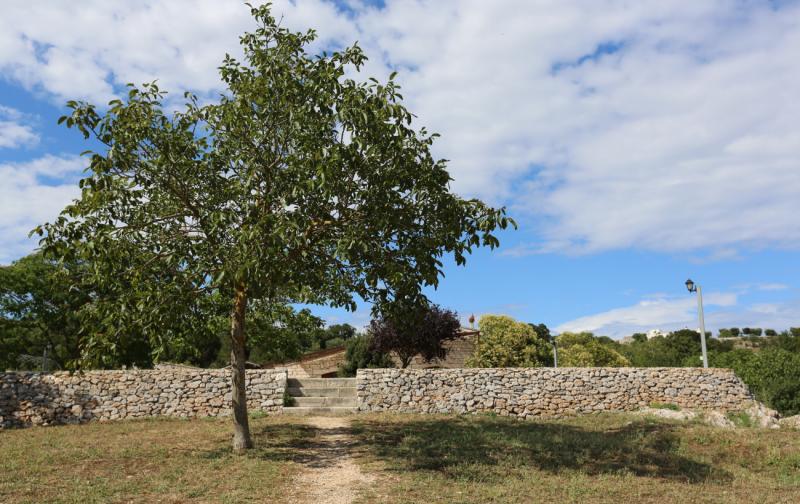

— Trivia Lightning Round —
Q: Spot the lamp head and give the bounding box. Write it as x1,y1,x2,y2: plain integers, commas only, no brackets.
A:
685,278,696,293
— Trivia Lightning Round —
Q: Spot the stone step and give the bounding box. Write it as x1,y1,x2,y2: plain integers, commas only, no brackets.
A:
282,406,357,416
287,378,355,388
292,396,357,408
286,386,356,398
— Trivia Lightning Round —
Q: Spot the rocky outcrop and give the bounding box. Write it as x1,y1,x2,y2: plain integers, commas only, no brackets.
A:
0,369,286,428
357,368,755,418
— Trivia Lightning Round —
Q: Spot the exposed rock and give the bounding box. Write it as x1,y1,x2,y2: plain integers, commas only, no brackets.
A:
703,410,735,428
637,407,697,421
745,402,781,429
778,415,800,429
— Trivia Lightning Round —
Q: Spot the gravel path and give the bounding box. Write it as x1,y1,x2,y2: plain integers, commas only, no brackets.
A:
293,417,375,504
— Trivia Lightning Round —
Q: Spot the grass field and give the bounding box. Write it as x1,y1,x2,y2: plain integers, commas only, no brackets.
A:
1,412,798,503
351,413,800,503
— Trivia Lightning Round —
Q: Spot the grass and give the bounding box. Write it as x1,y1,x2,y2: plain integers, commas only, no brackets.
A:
649,402,680,411
726,411,756,428
1,412,799,503
0,415,316,504
349,413,800,504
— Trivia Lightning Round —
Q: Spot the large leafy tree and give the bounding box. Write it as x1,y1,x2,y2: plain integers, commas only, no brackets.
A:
467,315,551,367
38,5,512,451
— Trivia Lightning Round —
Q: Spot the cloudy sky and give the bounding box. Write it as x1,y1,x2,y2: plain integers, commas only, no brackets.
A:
1,0,799,337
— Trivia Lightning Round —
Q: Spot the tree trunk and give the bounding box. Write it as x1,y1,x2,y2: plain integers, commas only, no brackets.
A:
230,283,253,453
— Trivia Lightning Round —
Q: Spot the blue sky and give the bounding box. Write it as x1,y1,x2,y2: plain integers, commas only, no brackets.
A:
1,0,799,337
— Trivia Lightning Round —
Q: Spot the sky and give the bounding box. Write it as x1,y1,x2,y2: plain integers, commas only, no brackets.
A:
1,0,799,338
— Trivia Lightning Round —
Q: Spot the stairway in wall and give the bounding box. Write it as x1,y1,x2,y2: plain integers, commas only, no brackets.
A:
283,377,357,416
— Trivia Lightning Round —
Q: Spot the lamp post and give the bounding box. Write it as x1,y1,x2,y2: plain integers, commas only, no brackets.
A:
552,339,558,368
685,278,709,368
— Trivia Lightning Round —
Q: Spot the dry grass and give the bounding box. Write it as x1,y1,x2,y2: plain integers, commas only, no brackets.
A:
0,415,316,504
350,413,800,504
2,412,799,504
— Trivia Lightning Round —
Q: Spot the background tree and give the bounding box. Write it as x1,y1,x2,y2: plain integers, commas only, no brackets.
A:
730,327,741,337
317,323,357,349
765,329,778,337
0,253,90,370
467,315,550,367
38,5,512,451
555,332,630,367
213,304,326,366
368,304,462,368
338,334,395,377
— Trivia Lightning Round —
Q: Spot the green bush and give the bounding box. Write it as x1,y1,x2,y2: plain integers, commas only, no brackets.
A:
766,380,800,417
710,348,800,416
337,334,394,377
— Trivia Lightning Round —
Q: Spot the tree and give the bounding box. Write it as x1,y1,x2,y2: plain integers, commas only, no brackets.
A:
0,253,89,370
38,5,512,452
215,304,326,366
765,329,777,337
318,323,357,349
338,334,395,377
730,327,741,337
631,333,647,343
718,328,733,338
368,304,462,368
467,315,550,367
555,332,630,367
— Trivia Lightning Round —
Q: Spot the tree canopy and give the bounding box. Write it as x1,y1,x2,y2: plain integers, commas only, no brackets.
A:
467,315,551,368
555,332,630,367
37,5,513,451
368,304,462,368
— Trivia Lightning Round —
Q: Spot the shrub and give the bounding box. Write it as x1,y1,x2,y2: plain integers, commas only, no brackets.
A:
766,380,800,417
710,348,800,416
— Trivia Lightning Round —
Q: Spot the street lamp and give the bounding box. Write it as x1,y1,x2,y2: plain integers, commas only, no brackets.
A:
685,278,709,368
552,339,559,368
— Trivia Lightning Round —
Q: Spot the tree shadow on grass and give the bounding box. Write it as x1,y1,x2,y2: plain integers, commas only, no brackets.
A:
349,415,732,484
200,422,352,468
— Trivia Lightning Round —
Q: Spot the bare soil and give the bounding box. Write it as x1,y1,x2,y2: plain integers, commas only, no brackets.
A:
292,417,375,504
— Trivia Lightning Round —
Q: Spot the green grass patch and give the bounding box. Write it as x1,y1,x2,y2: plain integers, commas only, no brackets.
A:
649,402,680,411
726,411,756,428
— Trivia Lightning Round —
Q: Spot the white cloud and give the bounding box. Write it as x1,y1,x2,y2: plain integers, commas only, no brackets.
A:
0,1,799,255
555,291,739,337
0,105,38,148
556,287,800,337
0,155,83,263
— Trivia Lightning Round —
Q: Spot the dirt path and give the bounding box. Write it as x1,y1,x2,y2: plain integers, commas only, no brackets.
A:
292,416,375,504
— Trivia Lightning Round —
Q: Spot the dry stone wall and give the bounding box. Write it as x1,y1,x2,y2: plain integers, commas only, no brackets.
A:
356,368,755,418
0,368,286,428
